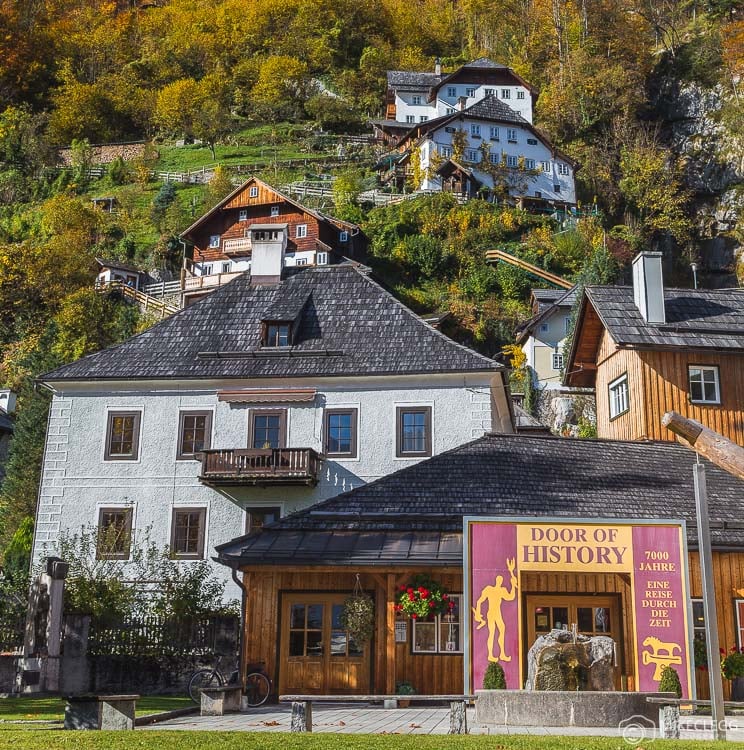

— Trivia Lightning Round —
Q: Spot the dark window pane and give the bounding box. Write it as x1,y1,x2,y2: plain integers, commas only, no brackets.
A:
552,607,568,630
534,607,550,633
328,413,353,454
247,508,280,533
306,631,323,655
440,623,461,652
594,608,610,633
253,415,281,448
290,604,305,629
330,630,347,656
173,511,202,555
289,631,305,656
266,323,290,347
181,415,207,455
306,605,323,630
110,415,135,455
577,607,593,632
401,411,427,452
331,604,344,629
98,510,131,556
348,638,363,656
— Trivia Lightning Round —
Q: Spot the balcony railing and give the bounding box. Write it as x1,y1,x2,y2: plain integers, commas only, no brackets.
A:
198,448,322,486
182,271,244,292
222,237,253,256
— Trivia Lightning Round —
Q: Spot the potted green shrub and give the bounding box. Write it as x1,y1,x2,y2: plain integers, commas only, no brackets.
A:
722,647,744,700
658,665,682,698
483,662,507,690
396,681,416,708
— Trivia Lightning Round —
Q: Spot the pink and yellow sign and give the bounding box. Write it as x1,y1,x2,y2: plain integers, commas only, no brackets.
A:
465,518,693,697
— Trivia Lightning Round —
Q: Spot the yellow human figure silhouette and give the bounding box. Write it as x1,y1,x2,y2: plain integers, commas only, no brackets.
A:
472,558,518,662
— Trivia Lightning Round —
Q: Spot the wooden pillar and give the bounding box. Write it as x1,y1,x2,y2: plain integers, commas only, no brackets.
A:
374,578,387,694
386,573,396,694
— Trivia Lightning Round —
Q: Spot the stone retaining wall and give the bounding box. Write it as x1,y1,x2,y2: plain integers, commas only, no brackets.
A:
57,142,147,166
475,689,673,728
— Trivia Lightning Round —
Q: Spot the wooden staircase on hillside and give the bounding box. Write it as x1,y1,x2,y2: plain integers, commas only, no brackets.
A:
97,280,180,318
485,248,572,289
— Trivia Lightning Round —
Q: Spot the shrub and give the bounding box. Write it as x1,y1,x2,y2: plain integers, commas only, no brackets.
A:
483,662,507,689
659,665,682,698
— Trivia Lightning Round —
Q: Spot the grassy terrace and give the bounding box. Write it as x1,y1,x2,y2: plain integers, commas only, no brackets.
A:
0,732,734,749
0,696,191,722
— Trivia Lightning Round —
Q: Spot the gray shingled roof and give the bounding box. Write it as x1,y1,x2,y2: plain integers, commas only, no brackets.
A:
587,286,744,349
42,266,500,382
387,71,442,89
215,433,744,568
460,96,527,124
463,57,508,69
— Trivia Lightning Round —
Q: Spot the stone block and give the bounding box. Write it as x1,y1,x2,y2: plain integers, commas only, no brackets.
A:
200,686,242,716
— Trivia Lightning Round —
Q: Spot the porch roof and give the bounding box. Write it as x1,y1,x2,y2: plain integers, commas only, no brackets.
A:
215,433,744,568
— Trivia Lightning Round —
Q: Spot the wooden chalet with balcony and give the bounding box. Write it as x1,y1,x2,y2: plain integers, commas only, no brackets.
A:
179,176,365,305
566,251,744,443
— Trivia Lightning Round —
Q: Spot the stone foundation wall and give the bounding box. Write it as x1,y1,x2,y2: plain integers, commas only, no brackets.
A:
57,142,147,166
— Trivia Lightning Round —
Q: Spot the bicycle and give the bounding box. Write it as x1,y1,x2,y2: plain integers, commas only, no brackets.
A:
188,661,272,707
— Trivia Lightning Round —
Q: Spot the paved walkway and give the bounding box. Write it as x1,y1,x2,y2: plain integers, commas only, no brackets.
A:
144,703,744,740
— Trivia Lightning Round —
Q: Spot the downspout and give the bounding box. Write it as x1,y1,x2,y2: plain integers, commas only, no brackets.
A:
231,565,248,687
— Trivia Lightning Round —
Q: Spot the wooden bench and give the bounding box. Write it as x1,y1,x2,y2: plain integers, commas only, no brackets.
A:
646,697,744,739
280,694,476,734
64,694,139,730
200,685,243,716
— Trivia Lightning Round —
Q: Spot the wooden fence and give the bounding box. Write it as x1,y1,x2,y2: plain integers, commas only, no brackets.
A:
86,614,239,658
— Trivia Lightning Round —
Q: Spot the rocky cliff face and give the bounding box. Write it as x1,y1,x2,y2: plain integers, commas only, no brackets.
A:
651,76,744,287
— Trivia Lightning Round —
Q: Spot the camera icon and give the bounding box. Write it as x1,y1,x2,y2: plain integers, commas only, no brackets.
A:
619,714,656,744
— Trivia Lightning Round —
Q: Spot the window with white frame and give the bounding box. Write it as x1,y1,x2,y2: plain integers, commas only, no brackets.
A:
412,95,421,105
296,224,308,239
507,128,517,142
447,86,457,98
465,87,476,97
688,365,720,404
501,88,511,99
541,161,551,172
296,258,308,266
249,186,259,198
445,107,455,114
270,205,279,217
202,263,213,276
440,145,452,158
316,251,328,265
238,209,248,221
406,115,415,123
564,316,572,334
525,158,536,170
420,115,428,122
552,352,564,370
339,230,349,242
484,88,494,97
489,153,501,165
221,262,231,273
558,163,570,176
507,155,518,168
692,599,707,662
465,149,479,163
517,90,525,99
470,124,481,137
609,374,629,419
736,600,744,648
412,595,463,653
209,235,220,249
489,126,500,140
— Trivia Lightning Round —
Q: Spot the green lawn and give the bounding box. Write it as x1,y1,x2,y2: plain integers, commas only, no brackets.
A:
0,732,737,749
0,696,192,722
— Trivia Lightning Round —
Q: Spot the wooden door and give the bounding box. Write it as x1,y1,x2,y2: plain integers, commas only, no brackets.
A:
279,593,371,695
525,594,623,686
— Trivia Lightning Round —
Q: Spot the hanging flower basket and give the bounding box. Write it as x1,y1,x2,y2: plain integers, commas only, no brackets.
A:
395,574,453,620
340,577,375,644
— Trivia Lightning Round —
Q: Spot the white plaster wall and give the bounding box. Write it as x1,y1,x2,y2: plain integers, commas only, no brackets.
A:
394,93,437,124
522,307,572,389
419,120,576,204
434,84,533,122
33,375,495,601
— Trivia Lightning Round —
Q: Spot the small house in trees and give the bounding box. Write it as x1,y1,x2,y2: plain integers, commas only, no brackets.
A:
373,57,537,143
382,96,578,207
179,177,365,305
565,251,744,443
94,258,143,290
516,287,578,390
0,390,16,480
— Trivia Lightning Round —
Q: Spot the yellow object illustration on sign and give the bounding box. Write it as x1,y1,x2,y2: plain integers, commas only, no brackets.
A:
642,636,682,681
472,558,518,663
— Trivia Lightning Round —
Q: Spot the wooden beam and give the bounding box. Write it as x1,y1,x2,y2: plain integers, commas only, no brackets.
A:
385,573,396,694
662,411,744,482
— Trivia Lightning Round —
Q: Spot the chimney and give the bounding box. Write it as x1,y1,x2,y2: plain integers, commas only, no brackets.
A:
632,251,666,324
457,96,467,111
435,57,442,76
249,224,288,285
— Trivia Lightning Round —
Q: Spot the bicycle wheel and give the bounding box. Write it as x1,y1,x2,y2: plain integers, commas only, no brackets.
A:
188,668,224,703
244,672,271,707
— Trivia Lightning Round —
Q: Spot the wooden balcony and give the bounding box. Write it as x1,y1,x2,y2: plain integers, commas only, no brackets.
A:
198,448,322,487
222,237,253,256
